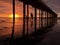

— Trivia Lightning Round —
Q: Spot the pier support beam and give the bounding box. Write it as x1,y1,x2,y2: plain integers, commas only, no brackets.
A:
49,13,51,25
49,13,50,25
51,14,52,25
23,2,26,36
39,9,40,28
35,8,37,32
26,4,29,35
47,12,48,27
41,10,43,28
10,0,15,44
45,11,47,26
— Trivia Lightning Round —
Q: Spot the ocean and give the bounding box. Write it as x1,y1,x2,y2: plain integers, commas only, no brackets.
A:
0,17,55,40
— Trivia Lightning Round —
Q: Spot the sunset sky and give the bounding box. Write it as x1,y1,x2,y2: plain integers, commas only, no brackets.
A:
0,0,60,17
0,0,23,17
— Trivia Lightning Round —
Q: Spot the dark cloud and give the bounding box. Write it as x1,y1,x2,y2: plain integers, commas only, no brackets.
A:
42,0,60,17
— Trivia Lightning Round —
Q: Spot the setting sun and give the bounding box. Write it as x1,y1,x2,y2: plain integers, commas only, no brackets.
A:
9,14,19,18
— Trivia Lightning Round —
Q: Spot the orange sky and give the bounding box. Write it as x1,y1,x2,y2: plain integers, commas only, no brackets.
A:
0,0,60,17
0,0,23,17
0,0,35,17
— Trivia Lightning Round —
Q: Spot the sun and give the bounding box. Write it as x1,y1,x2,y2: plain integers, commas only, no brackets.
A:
9,14,19,18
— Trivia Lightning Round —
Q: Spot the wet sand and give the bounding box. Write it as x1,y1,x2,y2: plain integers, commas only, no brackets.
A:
37,19,60,45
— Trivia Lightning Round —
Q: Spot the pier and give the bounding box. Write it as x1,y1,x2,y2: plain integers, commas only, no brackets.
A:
18,0,57,37
0,0,57,45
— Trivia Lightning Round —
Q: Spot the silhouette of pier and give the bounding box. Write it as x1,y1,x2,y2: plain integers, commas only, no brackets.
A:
0,0,57,45
19,0,57,36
